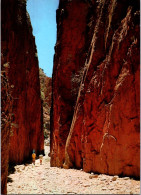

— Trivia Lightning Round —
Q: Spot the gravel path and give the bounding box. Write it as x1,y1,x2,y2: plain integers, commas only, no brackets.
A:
7,145,140,194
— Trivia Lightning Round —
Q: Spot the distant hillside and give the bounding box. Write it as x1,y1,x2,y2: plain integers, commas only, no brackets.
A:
39,68,52,138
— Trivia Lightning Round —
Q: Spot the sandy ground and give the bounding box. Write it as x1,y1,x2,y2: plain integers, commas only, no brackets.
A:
7,145,140,194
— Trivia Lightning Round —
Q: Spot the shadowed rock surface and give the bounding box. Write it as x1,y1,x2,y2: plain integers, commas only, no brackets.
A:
1,0,44,192
1,65,13,194
51,0,140,178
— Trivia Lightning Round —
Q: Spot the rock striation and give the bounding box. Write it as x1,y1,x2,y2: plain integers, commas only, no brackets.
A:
51,0,140,178
2,0,44,167
51,0,92,167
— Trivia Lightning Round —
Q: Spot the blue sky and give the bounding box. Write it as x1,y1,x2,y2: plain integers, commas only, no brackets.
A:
27,0,59,77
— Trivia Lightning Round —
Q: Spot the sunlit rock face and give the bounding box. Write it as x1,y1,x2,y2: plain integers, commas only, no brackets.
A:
51,0,140,178
2,0,44,168
50,0,92,167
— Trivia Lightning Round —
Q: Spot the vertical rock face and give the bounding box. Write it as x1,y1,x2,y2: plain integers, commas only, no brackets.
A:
51,0,93,166
1,66,13,194
51,0,140,178
2,0,44,166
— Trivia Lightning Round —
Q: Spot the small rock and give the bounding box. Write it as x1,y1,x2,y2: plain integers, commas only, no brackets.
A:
109,188,114,190
22,166,25,170
100,178,106,181
112,176,119,181
123,177,130,180
102,187,107,190
89,174,98,179
84,184,91,187
41,177,46,180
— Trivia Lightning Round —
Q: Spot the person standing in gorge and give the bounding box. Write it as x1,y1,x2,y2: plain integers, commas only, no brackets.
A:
32,149,36,165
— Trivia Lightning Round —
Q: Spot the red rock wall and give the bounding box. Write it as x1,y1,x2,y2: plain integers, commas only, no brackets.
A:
51,0,140,178
1,65,13,194
2,0,44,165
50,0,93,166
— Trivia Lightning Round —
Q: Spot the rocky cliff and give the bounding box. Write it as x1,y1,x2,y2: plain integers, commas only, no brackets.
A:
2,0,44,166
51,0,92,167
51,0,140,178
1,65,13,194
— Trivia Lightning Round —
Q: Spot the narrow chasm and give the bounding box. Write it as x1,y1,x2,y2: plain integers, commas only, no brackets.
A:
1,0,140,194
39,68,52,145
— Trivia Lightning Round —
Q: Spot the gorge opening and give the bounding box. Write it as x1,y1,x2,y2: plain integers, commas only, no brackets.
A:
26,0,59,142
1,0,140,194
